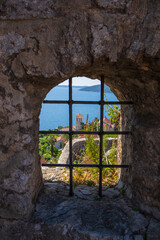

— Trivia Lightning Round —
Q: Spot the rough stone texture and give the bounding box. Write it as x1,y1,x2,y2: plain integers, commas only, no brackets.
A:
0,0,160,236
42,167,69,183
58,137,116,164
0,182,159,240
117,105,133,183
58,138,87,164
147,219,160,240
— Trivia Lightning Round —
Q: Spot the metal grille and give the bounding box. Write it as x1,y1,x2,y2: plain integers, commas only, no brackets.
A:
39,76,132,197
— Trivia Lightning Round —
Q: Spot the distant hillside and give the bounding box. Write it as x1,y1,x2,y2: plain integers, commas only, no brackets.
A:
58,85,82,88
79,84,111,93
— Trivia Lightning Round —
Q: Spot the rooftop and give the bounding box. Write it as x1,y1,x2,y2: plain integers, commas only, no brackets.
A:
76,113,83,117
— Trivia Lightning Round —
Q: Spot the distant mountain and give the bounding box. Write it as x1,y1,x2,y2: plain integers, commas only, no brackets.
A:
79,85,111,93
58,85,83,88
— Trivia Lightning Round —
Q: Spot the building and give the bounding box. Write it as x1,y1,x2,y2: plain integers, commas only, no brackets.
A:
55,136,65,149
40,156,47,166
76,114,83,131
98,117,114,131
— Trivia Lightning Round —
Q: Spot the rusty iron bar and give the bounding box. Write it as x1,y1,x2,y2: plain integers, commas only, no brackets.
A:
69,77,73,196
43,100,133,105
42,163,130,168
39,130,132,135
99,75,104,197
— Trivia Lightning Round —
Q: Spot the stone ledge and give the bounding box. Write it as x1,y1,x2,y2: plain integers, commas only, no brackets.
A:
1,182,159,240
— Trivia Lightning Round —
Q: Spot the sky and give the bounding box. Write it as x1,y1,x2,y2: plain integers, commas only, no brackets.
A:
59,76,100,86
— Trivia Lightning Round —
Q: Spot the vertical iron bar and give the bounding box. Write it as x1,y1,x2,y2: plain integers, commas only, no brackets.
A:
99,75,104,197
69,77,73,196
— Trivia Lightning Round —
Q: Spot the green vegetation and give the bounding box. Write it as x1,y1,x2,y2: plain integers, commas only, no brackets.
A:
120,188,125,195
39,134,63,163
132,206,139,211
105,104,120,129
72,137,118,186
40,97,120,187
104,92,120,129
72,115,118,186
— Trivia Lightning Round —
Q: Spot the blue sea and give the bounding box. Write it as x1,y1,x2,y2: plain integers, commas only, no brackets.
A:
39,86,118,130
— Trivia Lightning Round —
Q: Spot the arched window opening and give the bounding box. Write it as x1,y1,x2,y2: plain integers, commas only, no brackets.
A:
39,76,132,196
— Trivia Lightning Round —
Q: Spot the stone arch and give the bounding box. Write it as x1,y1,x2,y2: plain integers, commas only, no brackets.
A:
0,0,160,224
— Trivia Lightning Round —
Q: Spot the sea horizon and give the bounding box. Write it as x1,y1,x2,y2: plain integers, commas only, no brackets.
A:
39,84,118,131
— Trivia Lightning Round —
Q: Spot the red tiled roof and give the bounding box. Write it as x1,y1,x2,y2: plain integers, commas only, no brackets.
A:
57,136,65,141
76,113,83,117
103,117,111,124
60,126,76,131
98,117,111,125
41,156,47,166
60,127,69,131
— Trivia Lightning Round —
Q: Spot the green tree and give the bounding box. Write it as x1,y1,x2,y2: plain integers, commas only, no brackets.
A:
39,134,60,162
104,91,120,129
105,104,120,127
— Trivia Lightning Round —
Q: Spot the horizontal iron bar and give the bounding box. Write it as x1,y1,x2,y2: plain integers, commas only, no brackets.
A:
74,131,132,135
42,163,70,167
103,131,131,135
39,131,69,134
42,163,130,168
39,130,132,135
72,101,99,104
43,100,68,104
43,100,133,105
104,101,133,105
73,164,130,168
72,101,133,105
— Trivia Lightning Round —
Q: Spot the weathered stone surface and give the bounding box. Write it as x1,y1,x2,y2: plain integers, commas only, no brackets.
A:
0,183,153,240
58,137,116,164
58,138,87,164
42,167,69,183
147,219,160,240
0,0,159,235
133,235,143,240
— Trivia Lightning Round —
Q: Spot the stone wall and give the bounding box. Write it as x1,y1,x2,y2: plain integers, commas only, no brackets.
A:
117,105,133,183
0,0,160,224
58,137,116,164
